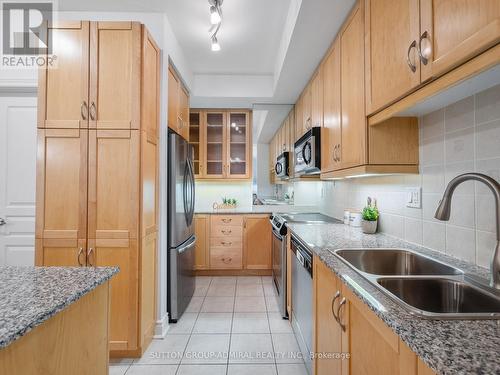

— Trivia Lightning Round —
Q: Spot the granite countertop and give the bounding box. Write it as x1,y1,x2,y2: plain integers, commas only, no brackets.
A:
287,222,500,375
0,266,118,349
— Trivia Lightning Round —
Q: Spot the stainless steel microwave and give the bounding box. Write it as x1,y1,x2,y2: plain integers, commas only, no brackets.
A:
275,152,289,179
294,127,321,176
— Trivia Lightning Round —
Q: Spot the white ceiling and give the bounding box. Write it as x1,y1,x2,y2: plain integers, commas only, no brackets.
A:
164,0,290,75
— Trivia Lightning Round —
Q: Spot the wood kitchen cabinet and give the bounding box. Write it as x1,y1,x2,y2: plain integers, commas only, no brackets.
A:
193,214,272,274
365,0,500,114
194,214,209,270
302,83,312,134
36,21,160,358
244,215,272,270
295,94,304,139
313,255,436,375
38,21,89,129
168,65,190,140
191,109,252,180
365,0,421,114
420,0,500,82
311,68,324,129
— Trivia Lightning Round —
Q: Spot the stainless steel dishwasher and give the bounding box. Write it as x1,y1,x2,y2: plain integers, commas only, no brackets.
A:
291,234,313,375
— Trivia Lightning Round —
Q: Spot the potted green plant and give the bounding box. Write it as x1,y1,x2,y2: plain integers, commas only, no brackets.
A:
361,197,379,234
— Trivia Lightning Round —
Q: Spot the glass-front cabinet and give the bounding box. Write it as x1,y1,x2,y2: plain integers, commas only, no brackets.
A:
189,109,251,180
227,111,250,178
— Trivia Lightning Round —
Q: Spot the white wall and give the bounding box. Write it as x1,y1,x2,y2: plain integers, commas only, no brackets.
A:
319,84,500,269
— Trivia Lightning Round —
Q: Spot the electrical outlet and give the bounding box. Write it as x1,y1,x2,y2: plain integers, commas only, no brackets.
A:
406,187,421,208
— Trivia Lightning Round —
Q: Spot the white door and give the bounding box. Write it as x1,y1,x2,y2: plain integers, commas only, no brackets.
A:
0,96,37,265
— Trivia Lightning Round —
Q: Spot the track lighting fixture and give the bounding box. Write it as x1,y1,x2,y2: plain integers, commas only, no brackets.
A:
208,0,223,51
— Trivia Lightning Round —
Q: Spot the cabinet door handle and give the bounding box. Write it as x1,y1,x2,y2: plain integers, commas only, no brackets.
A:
407,40,417,73
89,101,96,121
331,291,341,321
333,145,338,162
87,247,94,267
418,30,430,65
336,297,347,331
77,247,84,266
336,144,341,162
81,101,88,120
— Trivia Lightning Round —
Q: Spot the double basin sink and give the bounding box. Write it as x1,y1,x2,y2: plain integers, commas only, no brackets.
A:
331,248,500,319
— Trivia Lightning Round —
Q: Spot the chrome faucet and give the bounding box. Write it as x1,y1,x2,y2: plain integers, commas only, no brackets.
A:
434,173,500,289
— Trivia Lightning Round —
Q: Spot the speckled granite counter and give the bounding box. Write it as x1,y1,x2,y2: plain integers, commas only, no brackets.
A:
0,266,118,349
287,222,500,375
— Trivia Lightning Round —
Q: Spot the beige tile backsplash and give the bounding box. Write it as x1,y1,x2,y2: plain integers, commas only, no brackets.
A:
320,83,500,269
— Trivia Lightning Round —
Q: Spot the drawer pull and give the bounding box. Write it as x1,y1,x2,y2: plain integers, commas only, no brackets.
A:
222,257,232,264
221,241,233,246
222,218,232,223
221,229,232,234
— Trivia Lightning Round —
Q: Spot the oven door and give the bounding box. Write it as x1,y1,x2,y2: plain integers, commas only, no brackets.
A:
272,228,288,318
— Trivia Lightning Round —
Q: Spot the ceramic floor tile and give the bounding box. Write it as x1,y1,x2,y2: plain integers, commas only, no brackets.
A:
263,283,277,297
227,364,277,375
207,283,236,297
268,313,293,333
134,336,189,365
177,364,227,375
265,295,280,312
167,313,198,335
236,283,264,297
109,365,130,375
193,313,233,334
232,313,269,334
195,276,212,286
272,334,303,364
211,276,237,285
182,334,231,364
126,364,178,375
201,296,235,312
276,363,308,375
109,358,134,366
261,276,273,285
234,296,267,312
193,284,209,297
229,334,275,364
237,276,262,284
185,297,204,313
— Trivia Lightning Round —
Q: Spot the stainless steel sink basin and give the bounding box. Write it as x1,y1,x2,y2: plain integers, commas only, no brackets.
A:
331,248,500,319
334,248,462,276
377,278,500,318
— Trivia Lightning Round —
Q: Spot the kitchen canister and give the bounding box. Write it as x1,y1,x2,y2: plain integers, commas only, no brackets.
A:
343,210,350,225
349,211,362,227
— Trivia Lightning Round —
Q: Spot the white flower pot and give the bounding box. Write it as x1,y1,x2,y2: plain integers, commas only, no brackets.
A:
361,219,378,234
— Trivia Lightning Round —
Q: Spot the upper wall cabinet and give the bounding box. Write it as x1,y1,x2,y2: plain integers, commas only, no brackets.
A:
190,109,252,180
419,0,500,81
168,65,190,140
365,0,500,115
365,0,421,114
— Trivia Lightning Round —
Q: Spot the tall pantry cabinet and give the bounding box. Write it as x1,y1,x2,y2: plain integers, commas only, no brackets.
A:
35,21,160,358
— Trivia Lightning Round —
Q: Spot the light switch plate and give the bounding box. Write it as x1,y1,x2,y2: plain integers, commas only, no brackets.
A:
406,187,421,208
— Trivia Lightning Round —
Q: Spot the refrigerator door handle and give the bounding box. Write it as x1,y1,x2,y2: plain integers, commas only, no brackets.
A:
188,158,196,224
177,236,197,254
183,160,190,226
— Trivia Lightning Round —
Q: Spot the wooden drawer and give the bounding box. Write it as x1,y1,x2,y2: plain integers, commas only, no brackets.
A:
211,224,243,238
210,247,242,269
210,237,242,249
210,215,243,227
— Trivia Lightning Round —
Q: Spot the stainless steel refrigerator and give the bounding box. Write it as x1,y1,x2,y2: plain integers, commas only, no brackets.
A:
167,130,196,322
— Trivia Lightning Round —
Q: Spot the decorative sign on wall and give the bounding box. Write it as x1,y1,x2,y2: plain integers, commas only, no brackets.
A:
213,197,238,210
